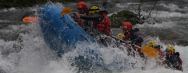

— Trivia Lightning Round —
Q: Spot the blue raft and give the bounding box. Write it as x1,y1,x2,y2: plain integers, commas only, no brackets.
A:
39,3,94,55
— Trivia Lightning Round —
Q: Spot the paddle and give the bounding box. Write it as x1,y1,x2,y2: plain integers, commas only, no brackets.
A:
111,35,142,48
61,7,72,16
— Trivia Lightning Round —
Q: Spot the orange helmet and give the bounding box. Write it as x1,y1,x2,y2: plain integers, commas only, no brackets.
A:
122,20,133,31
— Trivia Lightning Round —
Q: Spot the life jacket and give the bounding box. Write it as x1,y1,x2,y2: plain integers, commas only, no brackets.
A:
97,16,111,36
174,56,183,66
165,53,183,71
173,52,183,65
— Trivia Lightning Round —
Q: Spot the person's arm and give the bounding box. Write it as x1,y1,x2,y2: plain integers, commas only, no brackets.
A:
80,15,100,21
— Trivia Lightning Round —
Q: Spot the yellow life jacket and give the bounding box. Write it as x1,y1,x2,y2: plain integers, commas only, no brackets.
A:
141,40,159,59
141,45,159,59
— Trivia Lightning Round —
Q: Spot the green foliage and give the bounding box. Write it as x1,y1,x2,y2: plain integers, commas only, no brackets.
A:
110,10,140,28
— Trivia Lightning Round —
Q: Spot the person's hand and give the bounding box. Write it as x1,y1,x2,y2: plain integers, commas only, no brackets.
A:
75,13,81,18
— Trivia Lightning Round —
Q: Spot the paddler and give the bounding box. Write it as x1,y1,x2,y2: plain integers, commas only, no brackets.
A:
164,44,183,71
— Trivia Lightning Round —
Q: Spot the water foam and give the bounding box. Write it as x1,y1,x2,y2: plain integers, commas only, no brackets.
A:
0,24,187,73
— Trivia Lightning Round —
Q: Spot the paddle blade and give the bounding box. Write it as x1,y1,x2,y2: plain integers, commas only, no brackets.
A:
61,7,72,16
22,16,38,24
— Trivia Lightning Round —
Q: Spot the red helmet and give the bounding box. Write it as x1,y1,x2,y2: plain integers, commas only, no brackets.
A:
122,20,133,30
77,0,88,9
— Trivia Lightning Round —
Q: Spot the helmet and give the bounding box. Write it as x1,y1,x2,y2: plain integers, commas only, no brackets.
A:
147,40,157,47
89,5,100,14
166,44,175,53
77,1,88,9
122,20,133,31
116,33,125,40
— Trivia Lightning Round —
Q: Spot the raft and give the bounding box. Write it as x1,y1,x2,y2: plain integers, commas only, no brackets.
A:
39,3,94,55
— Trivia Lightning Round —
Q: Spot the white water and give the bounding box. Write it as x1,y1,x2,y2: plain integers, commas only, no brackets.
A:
0,22,187,73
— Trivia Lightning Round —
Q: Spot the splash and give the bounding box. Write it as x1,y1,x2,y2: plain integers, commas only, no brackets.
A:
0,23,187,73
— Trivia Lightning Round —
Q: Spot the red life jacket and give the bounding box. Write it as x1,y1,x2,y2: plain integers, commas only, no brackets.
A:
97,16,111,35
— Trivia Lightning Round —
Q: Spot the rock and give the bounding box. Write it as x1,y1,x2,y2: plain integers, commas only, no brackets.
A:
110,10,142,28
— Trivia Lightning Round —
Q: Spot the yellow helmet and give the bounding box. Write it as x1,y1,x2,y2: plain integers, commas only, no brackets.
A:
147,40,156,47
89,5,100,14
116,33,125,40
166,44,175,53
